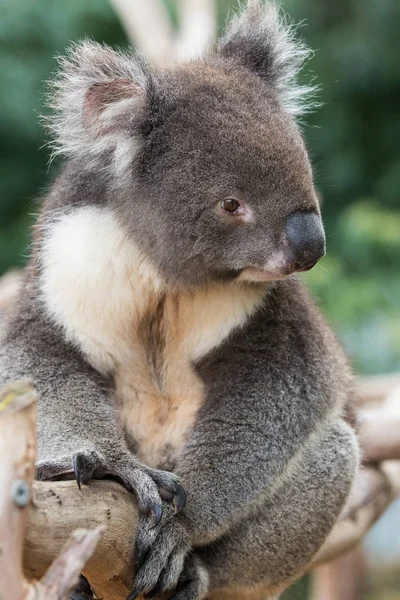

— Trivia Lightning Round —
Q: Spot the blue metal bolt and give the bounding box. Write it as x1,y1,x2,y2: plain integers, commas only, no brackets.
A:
12,480,30,508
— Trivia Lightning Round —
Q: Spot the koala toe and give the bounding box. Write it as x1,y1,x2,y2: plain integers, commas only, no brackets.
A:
36,456,75,481
144,546,186,597
146,467,186,513
130,517,191,599
73,450,107,489
70,449,163,523
169,555,209,600
37,448,186,533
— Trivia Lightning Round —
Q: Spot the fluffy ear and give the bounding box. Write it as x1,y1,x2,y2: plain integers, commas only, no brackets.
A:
218,0,316,116
45,41,149,163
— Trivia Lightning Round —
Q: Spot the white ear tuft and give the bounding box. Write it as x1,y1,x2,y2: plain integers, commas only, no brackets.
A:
218,1,318,117
44,41,149,163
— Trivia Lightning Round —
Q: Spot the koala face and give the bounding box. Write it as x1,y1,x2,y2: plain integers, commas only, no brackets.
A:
124,63,324,287
48,1,325,288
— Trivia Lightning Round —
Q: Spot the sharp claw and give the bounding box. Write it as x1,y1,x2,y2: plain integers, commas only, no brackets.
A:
73,454,82,490
144,571,166,599
126,587,141,600
151,503,163,528
127,580,151,600
144,581,163,599
173,486,186,513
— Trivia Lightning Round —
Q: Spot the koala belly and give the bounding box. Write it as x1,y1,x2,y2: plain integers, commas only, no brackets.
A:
112,284,266,471
114,355,206,471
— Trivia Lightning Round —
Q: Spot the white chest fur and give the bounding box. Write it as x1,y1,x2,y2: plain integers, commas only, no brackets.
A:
40,206,265,467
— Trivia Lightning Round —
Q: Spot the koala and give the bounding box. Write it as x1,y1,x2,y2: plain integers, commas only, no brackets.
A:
0,2,359,599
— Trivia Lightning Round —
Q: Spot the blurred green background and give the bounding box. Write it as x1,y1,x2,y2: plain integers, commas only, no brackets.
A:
0,0,399,598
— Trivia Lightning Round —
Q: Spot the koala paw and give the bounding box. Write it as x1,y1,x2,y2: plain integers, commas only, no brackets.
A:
36,450,186,526
128,515,192,599
165,555,209,600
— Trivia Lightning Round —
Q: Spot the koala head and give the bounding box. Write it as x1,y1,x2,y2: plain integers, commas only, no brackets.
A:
47,0,325,288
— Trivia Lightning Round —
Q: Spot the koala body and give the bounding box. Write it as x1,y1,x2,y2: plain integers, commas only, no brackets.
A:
0,2,358,599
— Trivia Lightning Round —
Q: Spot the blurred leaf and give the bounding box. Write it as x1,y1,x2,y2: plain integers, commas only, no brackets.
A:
338,200,400,271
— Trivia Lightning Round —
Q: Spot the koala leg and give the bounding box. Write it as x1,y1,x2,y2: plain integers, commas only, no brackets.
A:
198,420,358,600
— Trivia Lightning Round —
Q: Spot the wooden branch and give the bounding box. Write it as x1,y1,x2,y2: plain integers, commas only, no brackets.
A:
358,408,400,461
0,381,38,600
0,382,103,600
313,461,400,566
20,428,400,599
310,547,367,600
27,527,104,600
108,0,216,64
109,0,175,66
313,383,400,567
24,480,137,599
175,0,216,59
354,374,400,406
21,457,400,599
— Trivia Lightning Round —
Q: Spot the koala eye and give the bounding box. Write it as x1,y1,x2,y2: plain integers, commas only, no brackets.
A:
221,197,241,213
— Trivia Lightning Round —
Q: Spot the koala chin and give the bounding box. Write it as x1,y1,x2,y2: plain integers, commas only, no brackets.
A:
0,2,358,599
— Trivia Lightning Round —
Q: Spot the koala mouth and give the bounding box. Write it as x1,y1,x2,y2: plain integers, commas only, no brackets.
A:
294,259,319,272
238,259,319,282
237,267,289,282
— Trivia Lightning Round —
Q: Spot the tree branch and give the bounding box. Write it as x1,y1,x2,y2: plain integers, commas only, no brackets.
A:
108,0,216,64
0,381,38,600
175,0,216,59
358,408,400,462
0,382,103,600
24,480,136,599
109,0,175,65
314,383,400,565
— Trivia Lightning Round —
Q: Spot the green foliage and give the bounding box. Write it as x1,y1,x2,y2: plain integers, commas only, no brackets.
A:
339,201,400,271
282,575,309,599
0,0,126,273
0,0,399,376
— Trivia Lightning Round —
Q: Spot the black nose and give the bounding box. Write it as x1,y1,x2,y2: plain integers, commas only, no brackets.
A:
285,211,326,271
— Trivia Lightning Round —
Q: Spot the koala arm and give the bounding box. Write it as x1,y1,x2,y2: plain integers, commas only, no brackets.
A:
177,378,351,547
131,288,358,599
0,293,185,520
175,296,357,547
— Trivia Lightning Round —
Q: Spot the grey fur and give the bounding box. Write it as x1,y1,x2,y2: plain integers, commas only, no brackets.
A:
218,0,318,116
0,2,358,599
